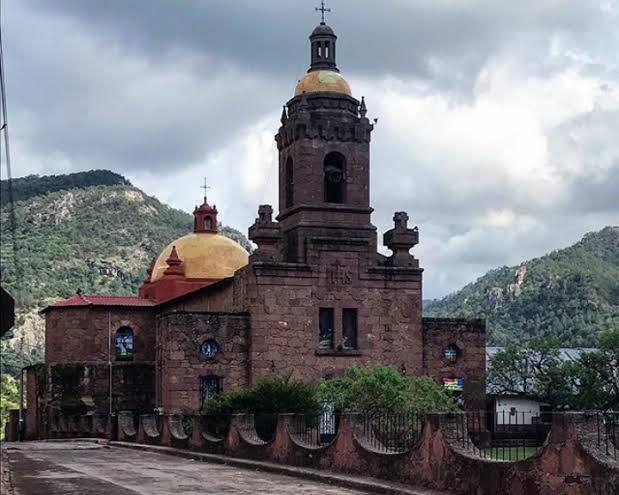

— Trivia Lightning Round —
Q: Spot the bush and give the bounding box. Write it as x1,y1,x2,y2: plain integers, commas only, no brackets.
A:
317,365,458,415
203,375,322,440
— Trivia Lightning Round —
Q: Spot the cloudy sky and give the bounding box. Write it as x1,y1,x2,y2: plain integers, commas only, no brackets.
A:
3,0,618,299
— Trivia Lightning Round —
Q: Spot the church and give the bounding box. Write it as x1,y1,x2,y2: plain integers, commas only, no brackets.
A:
26,19,485,436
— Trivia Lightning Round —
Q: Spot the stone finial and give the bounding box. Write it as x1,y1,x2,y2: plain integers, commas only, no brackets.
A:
248,204,281,262
299,93,309,113
257,204,273,224
163,246,184,276
393,211,409,230
360,96,367,118
280,106,288,124
383,211,419,268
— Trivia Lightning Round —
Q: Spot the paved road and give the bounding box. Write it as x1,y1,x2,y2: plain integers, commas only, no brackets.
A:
5,441,369,495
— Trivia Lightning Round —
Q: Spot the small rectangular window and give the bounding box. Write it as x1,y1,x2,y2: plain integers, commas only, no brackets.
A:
342,308,358,350
319,308,334,350
201,376,221,407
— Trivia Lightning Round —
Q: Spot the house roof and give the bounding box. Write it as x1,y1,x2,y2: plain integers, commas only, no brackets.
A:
486,346,597,365
41,294,156,313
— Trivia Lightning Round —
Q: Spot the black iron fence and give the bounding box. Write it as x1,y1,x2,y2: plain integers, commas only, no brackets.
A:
445,411,552,461
596,411,618,459
288,413,339,448
201,414,231,440
352,412,425,453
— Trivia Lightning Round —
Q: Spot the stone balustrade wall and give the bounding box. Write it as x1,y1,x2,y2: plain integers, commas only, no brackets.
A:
40,412,619,495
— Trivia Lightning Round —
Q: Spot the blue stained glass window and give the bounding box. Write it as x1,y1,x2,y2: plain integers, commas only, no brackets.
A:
443,344,460,363
115,327,134,360
201,339,220,359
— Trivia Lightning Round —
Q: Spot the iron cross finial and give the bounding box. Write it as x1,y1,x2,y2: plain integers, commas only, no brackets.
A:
315,0,331,23
201,178,210,201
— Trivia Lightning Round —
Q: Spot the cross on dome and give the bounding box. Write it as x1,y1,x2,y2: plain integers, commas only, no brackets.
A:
201,177,211,202
193,179,218,233
315,0,331,24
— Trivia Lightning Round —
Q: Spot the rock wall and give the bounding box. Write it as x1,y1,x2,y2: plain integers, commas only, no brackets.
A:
422,318,487,410
157,311,250,413
45,307,155,364
24,362,154,439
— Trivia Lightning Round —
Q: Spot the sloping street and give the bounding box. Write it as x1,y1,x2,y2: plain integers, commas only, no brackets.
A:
4,441,367,495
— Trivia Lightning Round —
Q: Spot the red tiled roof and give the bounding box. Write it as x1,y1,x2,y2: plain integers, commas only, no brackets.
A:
42,294,156,313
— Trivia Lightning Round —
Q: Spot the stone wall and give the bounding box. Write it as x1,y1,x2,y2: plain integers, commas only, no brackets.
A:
24,362,155,439
159,280,236,313
45,411,619,495
235,245,424,385
422,318,487,410
156,311,250,413
45,307,155,364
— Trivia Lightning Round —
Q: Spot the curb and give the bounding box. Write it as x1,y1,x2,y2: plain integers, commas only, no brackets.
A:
110,441,446,495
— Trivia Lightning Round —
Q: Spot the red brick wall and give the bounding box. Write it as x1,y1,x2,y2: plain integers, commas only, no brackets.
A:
422,317,486,410
45,307,156,364
157,311,249,414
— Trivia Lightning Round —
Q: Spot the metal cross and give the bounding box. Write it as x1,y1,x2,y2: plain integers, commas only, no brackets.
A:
201,178,210,200
315,0,331,23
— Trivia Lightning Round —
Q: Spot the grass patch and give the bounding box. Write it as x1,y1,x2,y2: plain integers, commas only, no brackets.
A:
481,446,538,461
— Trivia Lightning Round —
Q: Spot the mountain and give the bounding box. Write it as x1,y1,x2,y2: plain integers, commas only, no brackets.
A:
0,170,251,375
424,227,619,347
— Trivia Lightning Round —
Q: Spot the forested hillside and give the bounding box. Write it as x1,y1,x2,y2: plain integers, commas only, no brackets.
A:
424,227,619,347
0,170,251,377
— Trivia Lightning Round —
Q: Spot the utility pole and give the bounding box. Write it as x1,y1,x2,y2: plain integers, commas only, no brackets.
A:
108,311,113,417
18,335,24,440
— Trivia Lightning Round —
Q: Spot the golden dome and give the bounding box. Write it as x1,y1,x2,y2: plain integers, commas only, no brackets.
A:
295,70,352,96
151,232,249,282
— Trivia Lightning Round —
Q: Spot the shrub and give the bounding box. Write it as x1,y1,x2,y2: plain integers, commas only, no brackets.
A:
317,365,458,415
203,375,322,440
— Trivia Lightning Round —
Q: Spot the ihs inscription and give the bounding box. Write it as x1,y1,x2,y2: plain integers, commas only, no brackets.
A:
326,260,352,287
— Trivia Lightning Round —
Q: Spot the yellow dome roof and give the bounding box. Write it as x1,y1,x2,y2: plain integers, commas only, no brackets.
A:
151,232,249,282
295,70,351,96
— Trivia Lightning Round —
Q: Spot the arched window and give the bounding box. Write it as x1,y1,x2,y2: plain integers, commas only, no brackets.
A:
201,375,221,406
115,327,134,360
323,152,346,203
204,216,213,230
285,157,294,208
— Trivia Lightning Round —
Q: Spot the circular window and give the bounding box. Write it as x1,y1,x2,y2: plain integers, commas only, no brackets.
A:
201,339,220,359
443,344,460,363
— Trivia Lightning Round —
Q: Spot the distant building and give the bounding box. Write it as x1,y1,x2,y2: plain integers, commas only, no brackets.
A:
25,20,487,439
486,346,595,424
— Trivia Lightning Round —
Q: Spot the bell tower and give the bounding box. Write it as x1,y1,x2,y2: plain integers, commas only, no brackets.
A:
274,21,375,263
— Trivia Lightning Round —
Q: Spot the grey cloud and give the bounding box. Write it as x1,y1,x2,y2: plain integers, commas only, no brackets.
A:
6,1,288,171
6,0,618,299
26,0,610,82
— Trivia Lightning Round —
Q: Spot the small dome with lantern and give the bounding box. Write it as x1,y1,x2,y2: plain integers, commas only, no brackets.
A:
150,195,248,283
294,21,352,97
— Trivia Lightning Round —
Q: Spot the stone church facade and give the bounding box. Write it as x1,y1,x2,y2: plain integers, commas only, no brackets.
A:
26,21,485,437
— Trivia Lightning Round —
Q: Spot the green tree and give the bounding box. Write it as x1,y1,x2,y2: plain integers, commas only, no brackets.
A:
0,374,19,440
487,335,574,408
571,328,619,410
317,365,457,414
